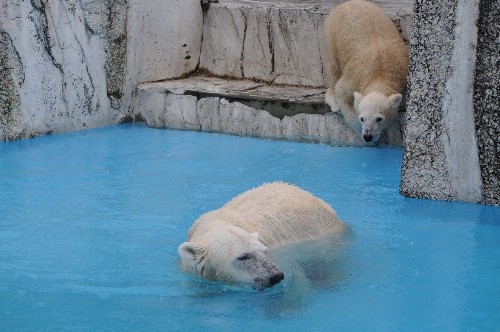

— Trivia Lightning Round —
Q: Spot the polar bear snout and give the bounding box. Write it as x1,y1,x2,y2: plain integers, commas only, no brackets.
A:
237,251,285,291
253,270,285,291
269,271,285,286
363,133,374,142
360,121,381,143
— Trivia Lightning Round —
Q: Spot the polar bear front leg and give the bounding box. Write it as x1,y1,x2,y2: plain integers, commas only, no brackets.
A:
325,87,340,113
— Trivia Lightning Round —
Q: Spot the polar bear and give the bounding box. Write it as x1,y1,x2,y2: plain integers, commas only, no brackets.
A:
324,0,408,143
178,182,344,291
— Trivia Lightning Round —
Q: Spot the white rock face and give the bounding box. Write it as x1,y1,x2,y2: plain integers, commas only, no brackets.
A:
200,4,328,87
121,0,203,118
0,1,115,140
200,1,412,87
0,0,203,141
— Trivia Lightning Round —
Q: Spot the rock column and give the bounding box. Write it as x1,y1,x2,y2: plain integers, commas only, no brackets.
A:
400,0,499,205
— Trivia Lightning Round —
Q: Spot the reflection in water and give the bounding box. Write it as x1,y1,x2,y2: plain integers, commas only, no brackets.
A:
264,231,352,316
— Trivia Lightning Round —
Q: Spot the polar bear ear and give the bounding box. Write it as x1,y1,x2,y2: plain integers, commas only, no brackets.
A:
388,93,403,110
178,242,201,264
354,92,363,112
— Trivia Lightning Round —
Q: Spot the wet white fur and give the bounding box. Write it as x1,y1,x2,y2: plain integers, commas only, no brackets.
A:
178,182,344,282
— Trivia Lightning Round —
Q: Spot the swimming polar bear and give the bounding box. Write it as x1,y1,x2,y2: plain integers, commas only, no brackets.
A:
324,0,408,142
178,182,345,291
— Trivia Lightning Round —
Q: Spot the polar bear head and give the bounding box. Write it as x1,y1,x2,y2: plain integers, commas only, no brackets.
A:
178,224,284,291
354,91,402,143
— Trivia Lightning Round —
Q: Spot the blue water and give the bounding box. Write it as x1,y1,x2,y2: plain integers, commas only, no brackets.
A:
0,124,499,331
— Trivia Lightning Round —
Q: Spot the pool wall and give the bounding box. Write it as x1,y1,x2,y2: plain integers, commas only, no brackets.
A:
0,0,498,205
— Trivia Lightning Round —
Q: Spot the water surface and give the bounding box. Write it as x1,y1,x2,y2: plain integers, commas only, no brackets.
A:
1,124,498,331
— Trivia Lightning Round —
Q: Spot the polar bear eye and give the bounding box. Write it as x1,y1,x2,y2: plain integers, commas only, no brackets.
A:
237,253,252,261
359,117,365,122
376,116,384,123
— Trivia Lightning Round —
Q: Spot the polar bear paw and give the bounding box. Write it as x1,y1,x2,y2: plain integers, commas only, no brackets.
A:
325,88,340,113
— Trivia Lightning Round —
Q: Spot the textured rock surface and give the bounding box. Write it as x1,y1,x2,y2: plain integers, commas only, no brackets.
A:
136,76,405,146
200,0,412,87
473,0,500,206
83,0,128,116
0,27,24,140
401,0,499,205
0,1,124,140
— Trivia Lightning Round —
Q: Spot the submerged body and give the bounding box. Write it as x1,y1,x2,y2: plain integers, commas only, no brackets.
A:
178,182,344,290
324,0,408,142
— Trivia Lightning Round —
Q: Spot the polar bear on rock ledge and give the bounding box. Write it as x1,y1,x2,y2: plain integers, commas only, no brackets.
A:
178,182,345,291
324,0,409,143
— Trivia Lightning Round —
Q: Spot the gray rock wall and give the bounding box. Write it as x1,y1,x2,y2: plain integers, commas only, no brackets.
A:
473,0,500,206
400,0,499,205
0,27,24,140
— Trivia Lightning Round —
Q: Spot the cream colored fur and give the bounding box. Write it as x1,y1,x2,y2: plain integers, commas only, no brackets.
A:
178,182,344,289
190,182,344,248
324,0,408,142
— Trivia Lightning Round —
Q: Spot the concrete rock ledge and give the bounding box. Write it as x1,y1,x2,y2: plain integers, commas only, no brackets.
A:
135,76,404,146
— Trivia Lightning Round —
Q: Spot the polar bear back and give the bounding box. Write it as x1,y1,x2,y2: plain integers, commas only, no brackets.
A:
189,182,344,249
324,0,408,94
325,0,403,61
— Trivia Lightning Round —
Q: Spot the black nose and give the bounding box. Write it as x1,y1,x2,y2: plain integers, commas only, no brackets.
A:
269,272,285,287
363,134,373,142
